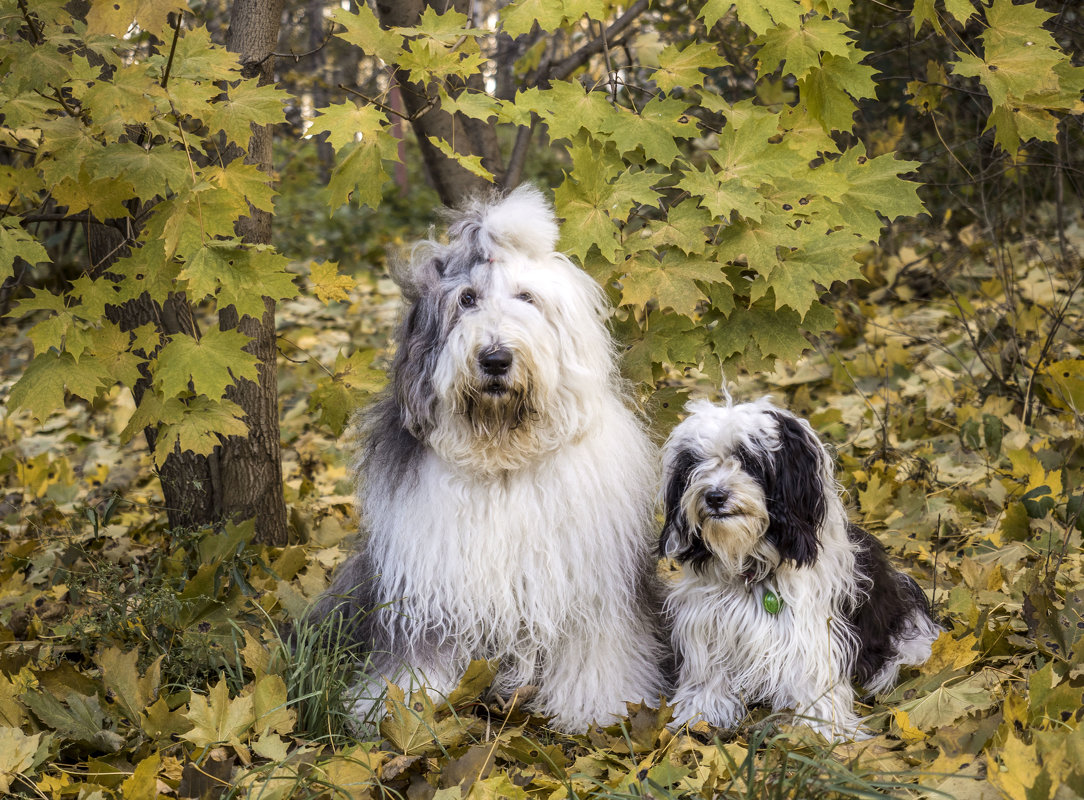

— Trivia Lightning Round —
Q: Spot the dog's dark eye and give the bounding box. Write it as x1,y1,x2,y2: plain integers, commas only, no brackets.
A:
516,291,533,304
459,289,477,308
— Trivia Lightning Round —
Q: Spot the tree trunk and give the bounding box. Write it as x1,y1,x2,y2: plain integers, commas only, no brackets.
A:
374,0,502,206
221,0,290,545
88,219,221,528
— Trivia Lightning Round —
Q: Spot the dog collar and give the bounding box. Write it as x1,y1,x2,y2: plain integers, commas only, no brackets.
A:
741,570,784,615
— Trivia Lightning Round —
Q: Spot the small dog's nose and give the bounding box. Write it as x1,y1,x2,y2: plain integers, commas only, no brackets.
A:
704,489,730,512
479,346,513,376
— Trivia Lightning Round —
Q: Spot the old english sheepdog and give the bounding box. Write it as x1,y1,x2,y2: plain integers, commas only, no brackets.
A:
660,397,940,737
311,185,666,732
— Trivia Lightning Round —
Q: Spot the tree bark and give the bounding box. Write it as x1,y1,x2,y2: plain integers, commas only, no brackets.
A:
221,0,290,545
374,0,502,206
88,218,221,529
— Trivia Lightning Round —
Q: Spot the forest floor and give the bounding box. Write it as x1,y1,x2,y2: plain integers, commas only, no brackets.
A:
0,210,1082,799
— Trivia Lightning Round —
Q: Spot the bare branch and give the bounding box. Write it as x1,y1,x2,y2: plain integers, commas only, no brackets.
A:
545,0,649,84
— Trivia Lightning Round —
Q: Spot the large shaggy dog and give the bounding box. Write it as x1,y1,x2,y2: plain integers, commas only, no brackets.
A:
661,397,940,737
312,186,665,732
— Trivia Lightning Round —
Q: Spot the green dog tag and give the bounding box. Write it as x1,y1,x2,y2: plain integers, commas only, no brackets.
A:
763,588,783,615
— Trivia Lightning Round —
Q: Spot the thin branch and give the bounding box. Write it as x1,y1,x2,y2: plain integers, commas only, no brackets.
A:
260,25,336,65
545,0,650,84
161,12,184,89
19,212,125,229
338,84,433,121
503,118,536,190
17,0,43,45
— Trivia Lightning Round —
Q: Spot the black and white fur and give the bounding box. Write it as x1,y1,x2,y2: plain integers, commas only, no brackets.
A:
311,185,666,733
661,397,940,738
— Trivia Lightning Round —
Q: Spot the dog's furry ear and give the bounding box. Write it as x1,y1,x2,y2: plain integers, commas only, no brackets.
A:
660,447,712,568
764,410,827,567
392,297,441,438
389,245,444,304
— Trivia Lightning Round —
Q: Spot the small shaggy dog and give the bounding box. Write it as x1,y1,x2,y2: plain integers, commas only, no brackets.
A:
660,397,940,737
311,185,666,732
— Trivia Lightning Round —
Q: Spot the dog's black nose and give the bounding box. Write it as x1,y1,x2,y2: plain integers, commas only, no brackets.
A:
704,489,730,512
479,346,513,376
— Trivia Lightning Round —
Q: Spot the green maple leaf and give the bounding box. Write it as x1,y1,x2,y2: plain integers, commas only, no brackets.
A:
309,349,386,434
618,311,703,383
38,118,103,184
85,0,183,38
600,97,695,165
206,162,277,214
398,38,486,84
636,203,713,255
678,163,764,222
501,0,568,36
8,351,110,422
85,336,144,391
153,328,259,400
910,0,942,34
4,39,70,93
553,140,624,261
153,396,249,464
308,101,388,152
770,229,863,314
984,0,1054,45
537,81,616,142
0,92,54,129
217,249,298,319
156,27,239,83
426,136,494,181
756,18,854,81
439,89,512,124
799,54,876,132
405,7,478,43
708,113,806,190
717,215,800,276
830,149,925,237
942,0,978,25
308,260,354,304
80,63,166,138
109,241,181,306
655,42,729,92
620,251,721,315
710,300,810,366
96,143,192,201
700,0,804,35
985,104,1058,152
204,80,287,148
331,5,402,62
0,223,51,282
327,139,390,210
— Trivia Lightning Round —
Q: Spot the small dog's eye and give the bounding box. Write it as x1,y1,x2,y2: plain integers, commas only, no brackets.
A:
459,289,477,308
516,291,533,304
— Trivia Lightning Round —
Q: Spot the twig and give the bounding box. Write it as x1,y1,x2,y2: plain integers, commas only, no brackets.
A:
545,0,649,84
260,25,336,65
17,0,43,44
161,12,184,89
338,84,434,121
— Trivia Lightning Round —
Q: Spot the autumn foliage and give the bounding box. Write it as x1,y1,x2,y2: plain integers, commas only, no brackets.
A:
1,0,1083,797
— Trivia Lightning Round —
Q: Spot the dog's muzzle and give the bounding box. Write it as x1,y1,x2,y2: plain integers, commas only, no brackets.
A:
703,488,732,517
478,345,513,395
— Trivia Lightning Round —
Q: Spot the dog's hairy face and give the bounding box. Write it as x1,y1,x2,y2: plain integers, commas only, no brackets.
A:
386,186,616,471
661,399,829,577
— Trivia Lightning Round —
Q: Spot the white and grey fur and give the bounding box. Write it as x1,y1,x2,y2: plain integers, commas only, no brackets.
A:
310,185,666,733
661,397,940,738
